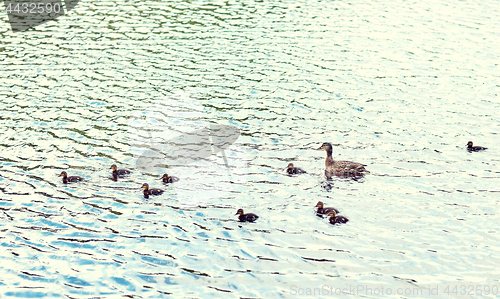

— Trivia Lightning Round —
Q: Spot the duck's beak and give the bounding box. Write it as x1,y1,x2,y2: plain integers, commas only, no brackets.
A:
317,146,323,150
234,212,239,215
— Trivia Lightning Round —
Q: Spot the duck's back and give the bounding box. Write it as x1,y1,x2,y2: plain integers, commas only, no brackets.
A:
149,188,164,195
469,146,487,152
287,167,306,174
117,169,131,175
327,159,367,173
330,216,349,224
68,176,84,182
240,213,259,222
164,176,180,183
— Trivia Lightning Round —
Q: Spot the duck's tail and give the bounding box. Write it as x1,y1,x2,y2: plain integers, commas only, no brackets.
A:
352,166,370,174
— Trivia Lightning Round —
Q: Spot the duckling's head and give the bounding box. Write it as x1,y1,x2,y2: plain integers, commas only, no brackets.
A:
142,183,149,191
328,211,337,218
235,209,244,215
110,164,118,171
467,141,473,147
317,142,332,151
316,201,324,208
162,174,169,179
60,171,68,178
287,163,294,168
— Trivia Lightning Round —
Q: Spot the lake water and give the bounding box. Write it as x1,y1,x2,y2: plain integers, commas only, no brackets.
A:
1,0,499,298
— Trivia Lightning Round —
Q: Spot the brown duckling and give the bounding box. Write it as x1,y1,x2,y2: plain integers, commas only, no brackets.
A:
467,141,487,152
161,173,179,183
317,142,369,174
142,183,164,199
60,171,84,184
328,211,349,225
316,201,339,215
286,163,306,175
110,164,131,180
235,209,259,222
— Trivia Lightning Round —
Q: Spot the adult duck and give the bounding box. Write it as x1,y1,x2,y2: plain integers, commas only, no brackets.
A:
317,142,369,174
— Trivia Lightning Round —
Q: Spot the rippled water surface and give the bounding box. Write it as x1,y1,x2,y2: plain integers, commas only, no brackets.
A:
1,0,500,298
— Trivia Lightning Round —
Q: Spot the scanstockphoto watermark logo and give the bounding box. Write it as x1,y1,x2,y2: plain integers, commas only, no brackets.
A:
127,90,248,206
3,0,79,33
289,284,500,297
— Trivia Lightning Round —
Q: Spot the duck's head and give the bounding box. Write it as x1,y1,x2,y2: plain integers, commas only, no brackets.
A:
142,183,149,191
467,141,473,147
235,209,244,215
317,142,332,151
316,201,324,208
328,211,337,218
287,163,295,169
60,171,68,178
110,164,118,171
161,174,169,179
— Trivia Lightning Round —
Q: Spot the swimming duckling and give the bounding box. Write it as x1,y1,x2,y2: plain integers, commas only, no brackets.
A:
467,141,487,152
328,211,349,225
316,201,339,215
142,183,164,199
60,171,84,184
317,142,369,174
286,163,307,175
161,173,179,183
235,209,259,222
110,164,131,180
